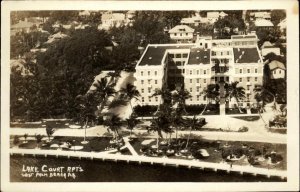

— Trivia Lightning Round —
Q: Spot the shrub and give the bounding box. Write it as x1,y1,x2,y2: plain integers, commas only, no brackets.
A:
133,105,157,117
185,105,205,115
238,126,249,132
254,149,262,156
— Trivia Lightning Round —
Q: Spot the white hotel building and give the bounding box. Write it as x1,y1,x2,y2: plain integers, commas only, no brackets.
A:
134,34,263,108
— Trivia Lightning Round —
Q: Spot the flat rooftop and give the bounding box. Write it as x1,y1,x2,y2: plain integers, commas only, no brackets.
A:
138,45,192,66
233,48,261,63
187,48,210,65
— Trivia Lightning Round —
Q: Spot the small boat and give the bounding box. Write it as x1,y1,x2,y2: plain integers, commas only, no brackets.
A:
198,149,210,157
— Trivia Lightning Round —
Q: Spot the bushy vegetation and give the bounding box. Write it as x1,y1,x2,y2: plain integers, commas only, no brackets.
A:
133,105,157,117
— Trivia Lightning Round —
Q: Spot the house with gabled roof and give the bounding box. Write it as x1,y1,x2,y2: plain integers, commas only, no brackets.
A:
267,60,286,79
168,25,195,43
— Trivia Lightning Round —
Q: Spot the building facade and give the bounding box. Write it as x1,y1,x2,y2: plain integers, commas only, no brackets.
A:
134,34,263,108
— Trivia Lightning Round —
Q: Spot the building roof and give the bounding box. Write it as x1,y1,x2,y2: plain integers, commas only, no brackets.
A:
207,11,227,18
138,45,192,66
233,48,261,63
168,25,195,33
102,12,126,21
255,19,274,27
11,20,36,29
261,41,275,48
231,35,257,39
278,18,286,29
268,60,286,70
79,10,91,16
187,48,210,65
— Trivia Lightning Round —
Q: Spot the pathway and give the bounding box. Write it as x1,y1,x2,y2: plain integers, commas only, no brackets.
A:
123,136,138,156
219,82,226,115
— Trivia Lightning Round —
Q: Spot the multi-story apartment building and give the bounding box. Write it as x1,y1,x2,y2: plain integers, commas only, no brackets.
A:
134,34,263,108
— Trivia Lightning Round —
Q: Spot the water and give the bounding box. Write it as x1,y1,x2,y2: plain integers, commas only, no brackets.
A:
10,156,285,182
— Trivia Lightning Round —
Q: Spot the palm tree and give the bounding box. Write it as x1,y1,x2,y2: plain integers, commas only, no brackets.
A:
147,113,171,152
172,88,192,114
225,81,246,113
125,115,140,139
35,134,43,149
120,83,140,112
104,115,123,140
46,124,55,142
92,78,116,113
200,84,220,115
170,105,185,143
151,87,172,113
184,116,202,150
106,70,121,85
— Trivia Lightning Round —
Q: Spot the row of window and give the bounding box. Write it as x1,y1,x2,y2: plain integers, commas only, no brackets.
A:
187,69,210,75
233,41,256,46
141,96,159,102
238,77,258,82
169,53,189,59
140,79,158,84
140,71,158,76
173,33,191,37
211,51,231,56
236,68,259,74
273,70,283,74
188,78,207,84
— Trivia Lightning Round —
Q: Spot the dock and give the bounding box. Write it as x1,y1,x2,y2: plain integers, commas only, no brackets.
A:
10,148,287,180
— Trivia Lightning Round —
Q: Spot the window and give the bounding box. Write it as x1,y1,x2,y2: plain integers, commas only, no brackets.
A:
190,70,192,75
175,54,181,58
148,80,151,84
148,71,150,76
240,69,242,73
197,86,200,92
141,80,144,84
204,79,206,83
197,95,200,101
197,70,199,75
247,77,250,82
155,71,157,76
279,70,281,74
240,78,242,82
186,33,188,36
255,68,258,73
197,79,199,83
142,97,144,102
190,98,192,101
182,53,188,58
247,85,251,90
148,88,151,93
204,70,206,74
174,33,177,36
141,89,144,93
141,71,144,76
175,61,181,66
155,97,158,102
155,80,157,84
148,97,151,102
190,88,192,92
203,96,206,101
247,69,250,73
255,77,257,81
274,70,276,74
190,79,192,83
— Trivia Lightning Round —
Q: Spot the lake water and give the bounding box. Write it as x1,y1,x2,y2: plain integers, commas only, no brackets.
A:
10,156,285,182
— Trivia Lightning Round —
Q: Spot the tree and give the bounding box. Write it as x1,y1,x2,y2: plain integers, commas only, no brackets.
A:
225,81,246,113
120,83,140,112
35,134,44,148
104,115,123,140
170,105,185,143
125,115,140,139
200,84,220,115
184,116,203,150
147,113,172,152
270,10,286,26
92,78,116,113
151,87,172,113
172,88,192,114
106,70,121,85
46,124,55,142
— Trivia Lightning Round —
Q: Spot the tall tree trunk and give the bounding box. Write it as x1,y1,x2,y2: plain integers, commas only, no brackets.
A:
156,132,159,152
200,102,208,115
185,125,193,149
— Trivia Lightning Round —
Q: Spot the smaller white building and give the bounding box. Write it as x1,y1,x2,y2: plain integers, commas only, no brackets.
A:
250,12,271,21
261,41,281,57
168,25,195,43
268,60,285,79
99,12,129,30
254,19,274,28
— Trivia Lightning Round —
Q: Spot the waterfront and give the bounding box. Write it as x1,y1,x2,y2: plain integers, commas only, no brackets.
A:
11,156,285,182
